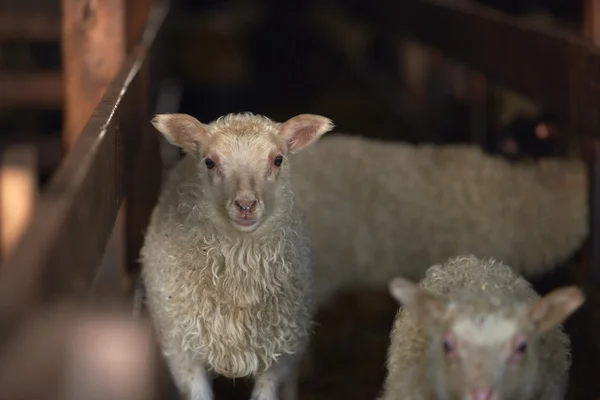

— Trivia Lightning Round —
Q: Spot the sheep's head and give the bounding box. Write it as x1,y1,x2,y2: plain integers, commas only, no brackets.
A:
151,112,334,232
388,277,584,400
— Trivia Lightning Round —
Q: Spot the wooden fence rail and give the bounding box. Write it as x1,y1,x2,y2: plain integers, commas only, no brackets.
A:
0,0,168,342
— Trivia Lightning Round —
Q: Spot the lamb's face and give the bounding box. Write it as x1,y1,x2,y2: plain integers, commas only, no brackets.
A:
388,278,584,400
430,312,539,400
198,126,290,232
151,112,334,232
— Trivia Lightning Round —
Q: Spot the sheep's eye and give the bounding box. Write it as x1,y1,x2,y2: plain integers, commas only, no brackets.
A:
205,158,215,169
274,155,283,167
443,338,454,354
442,333,456,355
515,338,528,355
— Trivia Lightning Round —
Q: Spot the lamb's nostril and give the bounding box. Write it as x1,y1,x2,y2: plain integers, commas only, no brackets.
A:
234,200,257,212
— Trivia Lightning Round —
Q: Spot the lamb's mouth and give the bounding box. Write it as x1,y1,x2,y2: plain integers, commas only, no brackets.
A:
232,218,259,227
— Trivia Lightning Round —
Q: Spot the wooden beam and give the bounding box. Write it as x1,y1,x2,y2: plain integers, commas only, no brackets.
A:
126,0,154,52
363,0,600,117
582,0,600,282
0,11,60,41
61,0,127,151
0,0,168,334
0,134,62,174
0,145,37,264
0,72,62,108
583,0,600,44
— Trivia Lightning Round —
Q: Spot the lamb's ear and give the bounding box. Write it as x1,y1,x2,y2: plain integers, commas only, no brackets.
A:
528,285,585,334
388,277,447,326
279,114,334,153
151,113,209,153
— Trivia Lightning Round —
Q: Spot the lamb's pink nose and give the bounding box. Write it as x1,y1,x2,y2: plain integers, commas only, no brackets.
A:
470,388,493,400
234,199,257,213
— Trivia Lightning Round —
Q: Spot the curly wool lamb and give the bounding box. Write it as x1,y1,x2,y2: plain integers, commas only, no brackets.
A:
380,255,585,400
140,112,334,400
289,134,587,305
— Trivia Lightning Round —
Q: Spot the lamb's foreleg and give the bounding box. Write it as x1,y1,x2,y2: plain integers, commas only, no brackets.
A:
187,365,213,400
249,352,302,400
163,348,213,400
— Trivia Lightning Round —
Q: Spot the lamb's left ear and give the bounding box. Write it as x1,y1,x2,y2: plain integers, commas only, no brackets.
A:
528,285,585,334
151,113,209,154
279,114,334,153
388,277,448,327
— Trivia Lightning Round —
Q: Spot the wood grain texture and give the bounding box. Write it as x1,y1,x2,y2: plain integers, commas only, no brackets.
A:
0,0,168,336
0,72,62,108
0,11,60,41
61,0,126,150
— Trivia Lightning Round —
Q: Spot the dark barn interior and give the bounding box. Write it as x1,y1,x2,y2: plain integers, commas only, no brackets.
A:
0,0,598,399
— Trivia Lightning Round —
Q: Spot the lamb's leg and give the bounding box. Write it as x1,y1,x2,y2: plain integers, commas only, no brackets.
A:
187,365,213,400
280,366,299,400
163,350,213,400
249,353,301,400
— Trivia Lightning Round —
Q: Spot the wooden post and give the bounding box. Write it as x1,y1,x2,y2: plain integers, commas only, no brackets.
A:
126,0,154,52
61,0,126,150
0,146,37,264
87,0,160,298
582,0,600,282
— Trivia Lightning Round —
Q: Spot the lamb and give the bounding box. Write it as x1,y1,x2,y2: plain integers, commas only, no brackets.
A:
380,255,585,400
139,112,334,400
289,134,587,305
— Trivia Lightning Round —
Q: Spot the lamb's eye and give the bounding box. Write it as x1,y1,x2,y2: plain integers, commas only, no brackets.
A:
274,155,283,167
442,333,456,355
443,338,454,353
515,338,528,354
205,158,215,169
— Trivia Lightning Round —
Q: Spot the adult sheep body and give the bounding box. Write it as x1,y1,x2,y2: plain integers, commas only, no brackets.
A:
140,112,334,400
290,134,587,305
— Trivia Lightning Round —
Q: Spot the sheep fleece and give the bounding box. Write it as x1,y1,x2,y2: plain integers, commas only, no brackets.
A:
140,156,314,380
382,255,571,400
290,134,587,304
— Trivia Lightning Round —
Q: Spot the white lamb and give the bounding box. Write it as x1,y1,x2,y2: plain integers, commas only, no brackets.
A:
380,255,584,400
139,112,334,400
289,134,587,305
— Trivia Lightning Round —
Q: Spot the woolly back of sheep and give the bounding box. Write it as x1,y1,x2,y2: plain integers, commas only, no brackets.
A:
290,134,588,305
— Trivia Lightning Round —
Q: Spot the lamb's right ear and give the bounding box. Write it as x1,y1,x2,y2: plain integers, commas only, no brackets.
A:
278,114,334,154
388,277,447,326
528,285,585,334
151,113,209,153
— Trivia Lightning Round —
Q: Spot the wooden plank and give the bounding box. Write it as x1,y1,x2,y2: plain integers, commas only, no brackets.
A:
126,0,154,52
0,134,62,174
0,145,37,264
0,11,60,41
61,0,126,150
0,72,62,108
0,0,169,335
121,0,165,295
363,0,600,117
583,0,600,44
91,0,157,300
582,0,600,282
